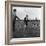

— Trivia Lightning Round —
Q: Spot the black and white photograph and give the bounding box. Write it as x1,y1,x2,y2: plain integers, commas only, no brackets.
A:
5,1,45,44
12,6,41,38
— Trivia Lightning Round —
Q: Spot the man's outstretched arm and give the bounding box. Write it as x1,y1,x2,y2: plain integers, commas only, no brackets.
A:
16,16,20,20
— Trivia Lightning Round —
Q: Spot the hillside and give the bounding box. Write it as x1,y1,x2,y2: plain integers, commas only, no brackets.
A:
13,20,40,38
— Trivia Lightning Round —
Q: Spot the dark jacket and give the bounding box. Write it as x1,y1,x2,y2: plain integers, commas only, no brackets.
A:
24,17,29,26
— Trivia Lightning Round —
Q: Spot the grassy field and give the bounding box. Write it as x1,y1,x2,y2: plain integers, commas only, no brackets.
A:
13,20,40,38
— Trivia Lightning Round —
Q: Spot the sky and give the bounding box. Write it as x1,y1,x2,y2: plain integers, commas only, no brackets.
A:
12,7,42,20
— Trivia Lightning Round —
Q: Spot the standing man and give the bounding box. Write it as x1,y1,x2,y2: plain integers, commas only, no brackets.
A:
13,9,20,32
24,15,30,35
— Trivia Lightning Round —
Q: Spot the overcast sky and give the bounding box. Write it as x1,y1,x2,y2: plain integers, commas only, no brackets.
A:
12,7,42,20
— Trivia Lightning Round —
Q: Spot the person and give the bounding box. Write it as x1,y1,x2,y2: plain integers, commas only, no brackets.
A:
24,15,29,27
13,9,20,32
24,15,30,35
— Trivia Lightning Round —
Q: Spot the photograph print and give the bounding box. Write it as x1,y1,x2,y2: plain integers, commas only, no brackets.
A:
12,6,41,38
